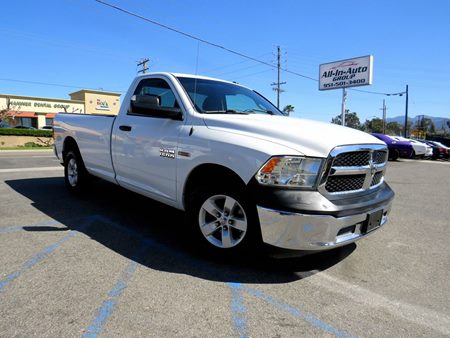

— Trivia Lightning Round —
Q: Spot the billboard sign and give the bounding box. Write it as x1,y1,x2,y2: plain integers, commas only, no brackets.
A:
319,55,373,91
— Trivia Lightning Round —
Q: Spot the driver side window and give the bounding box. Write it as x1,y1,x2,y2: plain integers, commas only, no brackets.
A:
133,78,179,109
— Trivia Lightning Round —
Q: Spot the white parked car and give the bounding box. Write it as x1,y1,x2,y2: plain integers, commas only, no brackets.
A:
410,139,433,157
391,136,431,157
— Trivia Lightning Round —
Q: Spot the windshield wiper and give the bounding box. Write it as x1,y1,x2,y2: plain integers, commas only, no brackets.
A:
203,109,249,115
243,108,275,115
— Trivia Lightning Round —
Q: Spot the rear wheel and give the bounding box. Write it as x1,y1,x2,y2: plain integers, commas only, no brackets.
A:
64,150,89,193
187,185,260,255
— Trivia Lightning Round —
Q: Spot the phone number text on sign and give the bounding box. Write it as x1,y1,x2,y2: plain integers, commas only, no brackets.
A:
323,78,367,89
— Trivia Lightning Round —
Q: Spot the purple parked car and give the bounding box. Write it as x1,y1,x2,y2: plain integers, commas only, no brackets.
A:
371,133,414,160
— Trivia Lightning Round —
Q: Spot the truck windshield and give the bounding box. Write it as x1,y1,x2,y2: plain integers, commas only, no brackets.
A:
176,77,283,115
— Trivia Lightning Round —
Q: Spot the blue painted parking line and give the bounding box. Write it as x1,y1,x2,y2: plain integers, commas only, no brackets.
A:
0,218,94,292
228,282,248,338
82,215,353,338
0,220,60,234
83,242,149,338
243,286,354,338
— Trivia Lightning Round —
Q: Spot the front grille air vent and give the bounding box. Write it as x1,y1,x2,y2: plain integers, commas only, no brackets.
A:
333,151,371,167
325,175,365,192
373,151,388,164
371,172,383,186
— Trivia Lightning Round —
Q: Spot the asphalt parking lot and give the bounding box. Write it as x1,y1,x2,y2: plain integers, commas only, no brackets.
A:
0,150,449,338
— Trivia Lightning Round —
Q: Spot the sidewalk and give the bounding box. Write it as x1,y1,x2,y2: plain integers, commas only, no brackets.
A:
0,148,53,153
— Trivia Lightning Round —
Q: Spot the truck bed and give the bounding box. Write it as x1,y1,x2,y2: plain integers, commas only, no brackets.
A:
54,113,117,182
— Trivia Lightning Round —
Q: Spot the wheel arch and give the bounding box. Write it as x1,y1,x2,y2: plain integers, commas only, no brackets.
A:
62,136,81,163
182,163,248,210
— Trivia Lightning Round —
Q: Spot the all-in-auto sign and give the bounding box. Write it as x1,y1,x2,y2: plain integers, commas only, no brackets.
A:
319,55,373,91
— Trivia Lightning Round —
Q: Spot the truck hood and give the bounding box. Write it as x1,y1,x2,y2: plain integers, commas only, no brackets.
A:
202,114,385,158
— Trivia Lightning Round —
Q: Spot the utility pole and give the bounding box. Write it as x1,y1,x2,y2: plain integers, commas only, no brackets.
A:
417,114,424,137
341,88,347,126
403,84,409,137
271,46,286,109
381,99,387,134
137,58,150,74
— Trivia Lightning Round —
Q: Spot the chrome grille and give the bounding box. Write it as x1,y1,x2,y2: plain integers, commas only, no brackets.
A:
320,145,388,195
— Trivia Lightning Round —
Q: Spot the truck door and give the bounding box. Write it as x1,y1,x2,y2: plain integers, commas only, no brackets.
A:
111,77,184,203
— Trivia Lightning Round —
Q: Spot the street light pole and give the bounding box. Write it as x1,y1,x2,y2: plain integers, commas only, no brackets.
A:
341,88,347,126
403,84,409,137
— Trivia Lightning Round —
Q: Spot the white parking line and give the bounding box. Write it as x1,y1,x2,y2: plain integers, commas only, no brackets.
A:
0,155,55,158
307,272,450,336
0,149,53,153
0,166,62,173
30,156,55,158
401,159,450,165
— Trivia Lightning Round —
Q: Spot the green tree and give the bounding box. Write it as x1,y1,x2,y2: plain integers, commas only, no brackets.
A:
363,118,384,133
363,118,405,136
415,117,436,135
385,122,403,135
331,111,361,130
0,97,16,127
282,104,295,115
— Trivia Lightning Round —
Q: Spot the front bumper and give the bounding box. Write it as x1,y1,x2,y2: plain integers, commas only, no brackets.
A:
255,183,394,251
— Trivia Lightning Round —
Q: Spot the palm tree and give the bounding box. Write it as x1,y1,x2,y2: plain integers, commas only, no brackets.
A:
282,105,295,115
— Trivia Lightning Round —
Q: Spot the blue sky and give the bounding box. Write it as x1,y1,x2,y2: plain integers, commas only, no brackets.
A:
1,0,449,125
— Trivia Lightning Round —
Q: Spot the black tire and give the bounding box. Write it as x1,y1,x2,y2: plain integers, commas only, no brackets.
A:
186,184,261,256
389,149,399,161
64,150,90,193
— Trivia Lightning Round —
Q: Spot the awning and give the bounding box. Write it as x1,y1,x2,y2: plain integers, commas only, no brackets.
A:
46,113,56,118
7,111,36,118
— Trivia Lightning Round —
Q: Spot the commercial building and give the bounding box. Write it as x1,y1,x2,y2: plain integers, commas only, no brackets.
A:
0,89,121,129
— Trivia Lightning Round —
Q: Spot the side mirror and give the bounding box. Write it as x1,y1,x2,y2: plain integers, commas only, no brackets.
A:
130,94,182,120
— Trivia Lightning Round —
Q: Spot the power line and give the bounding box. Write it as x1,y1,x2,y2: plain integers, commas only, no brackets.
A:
350,87,406,96
0,78,125,93
0,27,139,62
94,0,408,97
230,69,274,81
212,62,266,77
350,88,393,95
94,0,317,82
201,52,272,74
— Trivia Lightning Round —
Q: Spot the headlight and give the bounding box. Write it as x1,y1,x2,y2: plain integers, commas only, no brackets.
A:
255,156,323,188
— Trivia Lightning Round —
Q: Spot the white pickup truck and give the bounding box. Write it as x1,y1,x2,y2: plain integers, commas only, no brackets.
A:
54,72,394,254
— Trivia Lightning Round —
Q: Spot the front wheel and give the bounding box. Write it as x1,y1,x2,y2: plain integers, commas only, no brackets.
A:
187,186,261,255
389,149,399,161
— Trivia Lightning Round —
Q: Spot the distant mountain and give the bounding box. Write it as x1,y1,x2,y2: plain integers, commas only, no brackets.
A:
386,115,449,128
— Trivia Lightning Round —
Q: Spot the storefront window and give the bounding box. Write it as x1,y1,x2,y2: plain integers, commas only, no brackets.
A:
19,117,38,128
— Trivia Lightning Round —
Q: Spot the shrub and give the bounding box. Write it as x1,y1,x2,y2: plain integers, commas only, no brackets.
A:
0,128,52,137
23,142,47,148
